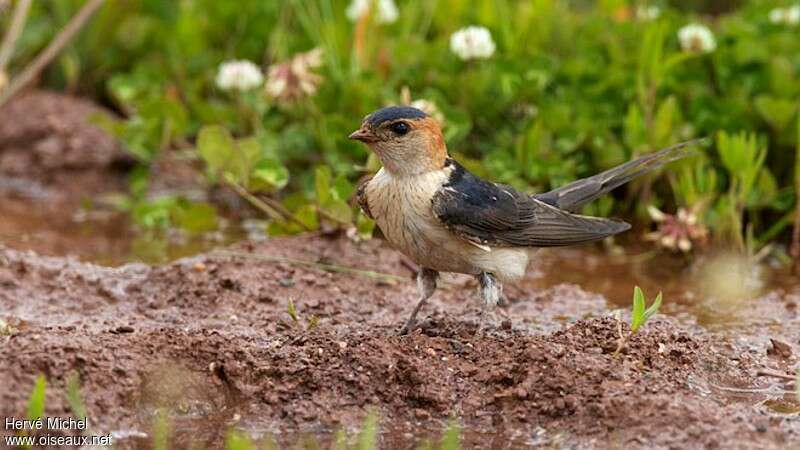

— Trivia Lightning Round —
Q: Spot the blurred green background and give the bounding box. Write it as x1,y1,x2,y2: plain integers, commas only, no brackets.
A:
3,0,799,258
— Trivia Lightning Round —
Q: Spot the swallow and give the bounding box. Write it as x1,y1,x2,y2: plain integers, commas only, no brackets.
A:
349,105,698,334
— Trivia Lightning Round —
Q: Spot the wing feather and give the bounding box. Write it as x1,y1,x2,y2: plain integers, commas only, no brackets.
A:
432,160,630,248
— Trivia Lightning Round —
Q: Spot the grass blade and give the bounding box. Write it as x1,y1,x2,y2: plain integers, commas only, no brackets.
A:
27,375,46,421
631,286,645,332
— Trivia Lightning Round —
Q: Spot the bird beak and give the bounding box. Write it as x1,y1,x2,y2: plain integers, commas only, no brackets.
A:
348,126,376,143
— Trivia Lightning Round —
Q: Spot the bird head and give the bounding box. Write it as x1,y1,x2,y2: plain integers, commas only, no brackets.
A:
349,106,447,176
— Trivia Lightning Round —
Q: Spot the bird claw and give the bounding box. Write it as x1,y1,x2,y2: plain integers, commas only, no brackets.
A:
397,319,417,336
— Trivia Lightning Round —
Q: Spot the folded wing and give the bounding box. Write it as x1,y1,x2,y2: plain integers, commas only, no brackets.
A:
432,160,630,248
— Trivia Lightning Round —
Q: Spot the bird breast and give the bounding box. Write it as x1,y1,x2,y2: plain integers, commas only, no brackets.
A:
365,168,529,281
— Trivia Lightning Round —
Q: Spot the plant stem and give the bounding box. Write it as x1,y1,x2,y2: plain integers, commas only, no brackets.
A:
612,332,631,358
224,179,312,231
612,312,630,358
0,0,32,75
0,0,106,107
756,370,797,382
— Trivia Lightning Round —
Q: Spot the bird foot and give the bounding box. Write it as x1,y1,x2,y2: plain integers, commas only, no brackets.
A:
397,318,417,336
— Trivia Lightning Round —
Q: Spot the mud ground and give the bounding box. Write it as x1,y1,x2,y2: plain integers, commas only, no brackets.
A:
1,234,799,449
1,92,799,449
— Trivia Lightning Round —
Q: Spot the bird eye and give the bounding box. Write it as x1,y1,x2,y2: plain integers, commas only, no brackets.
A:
390,122,410,135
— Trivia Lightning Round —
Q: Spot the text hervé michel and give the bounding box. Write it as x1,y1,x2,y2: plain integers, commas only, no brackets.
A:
5,416,88,431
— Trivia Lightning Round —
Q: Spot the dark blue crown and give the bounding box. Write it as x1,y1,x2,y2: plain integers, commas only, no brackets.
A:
365,106,427,126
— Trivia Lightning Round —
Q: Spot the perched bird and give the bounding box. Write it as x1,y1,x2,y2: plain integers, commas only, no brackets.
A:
350,106,698,334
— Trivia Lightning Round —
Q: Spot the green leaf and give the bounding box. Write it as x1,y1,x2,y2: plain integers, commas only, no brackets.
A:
27,375,46,421
653,96,679,146
623,103,646,150
287,298,298,323
321,199,353,225
643,291,663,323
65,372,87,420
230,137,263,184
249,158,289,192
755,95,797,131
131,196,177,230
197,125,236,178
630,286,645,332
357,212,376,239
315,166,333,205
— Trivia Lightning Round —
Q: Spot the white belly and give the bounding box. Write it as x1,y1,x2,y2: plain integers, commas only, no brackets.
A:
366,169,530,281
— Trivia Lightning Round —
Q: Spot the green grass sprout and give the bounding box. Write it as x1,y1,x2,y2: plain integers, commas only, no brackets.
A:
26,375,46,422
225,430,254,450
440,419,461,450
614,286,663,357
65,371,87,421
287,298,299,324
152,409,170,450
357,410,379,450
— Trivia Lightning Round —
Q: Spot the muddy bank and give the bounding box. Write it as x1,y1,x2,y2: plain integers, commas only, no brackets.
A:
1,235,797,449
0,90,132,201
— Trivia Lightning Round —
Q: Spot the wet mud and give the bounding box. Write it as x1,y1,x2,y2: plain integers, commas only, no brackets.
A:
1,235,798,449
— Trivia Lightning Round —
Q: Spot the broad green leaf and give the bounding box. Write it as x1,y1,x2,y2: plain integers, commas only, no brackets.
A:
755,95,797,131
197,125,236,177
230,137,263,185
27,375,46,421
250,158,289,192
321,199,353,225
332,174,355,202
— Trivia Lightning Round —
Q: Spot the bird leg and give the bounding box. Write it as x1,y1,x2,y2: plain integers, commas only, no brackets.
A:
398,268,438,335
477,272,501,333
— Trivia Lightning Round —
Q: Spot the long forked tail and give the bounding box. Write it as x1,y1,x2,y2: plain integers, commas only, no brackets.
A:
533,138,707,212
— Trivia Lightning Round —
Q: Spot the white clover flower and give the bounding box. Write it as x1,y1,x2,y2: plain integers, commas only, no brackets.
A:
450,26,496,61
769,5,800,26
789,5,800,24
678,23,716,53
215,60,264,91
636,5,661,21
346,0,398,24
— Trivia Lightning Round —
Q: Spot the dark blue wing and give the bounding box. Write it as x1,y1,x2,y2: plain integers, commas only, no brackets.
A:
431,160,630,248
